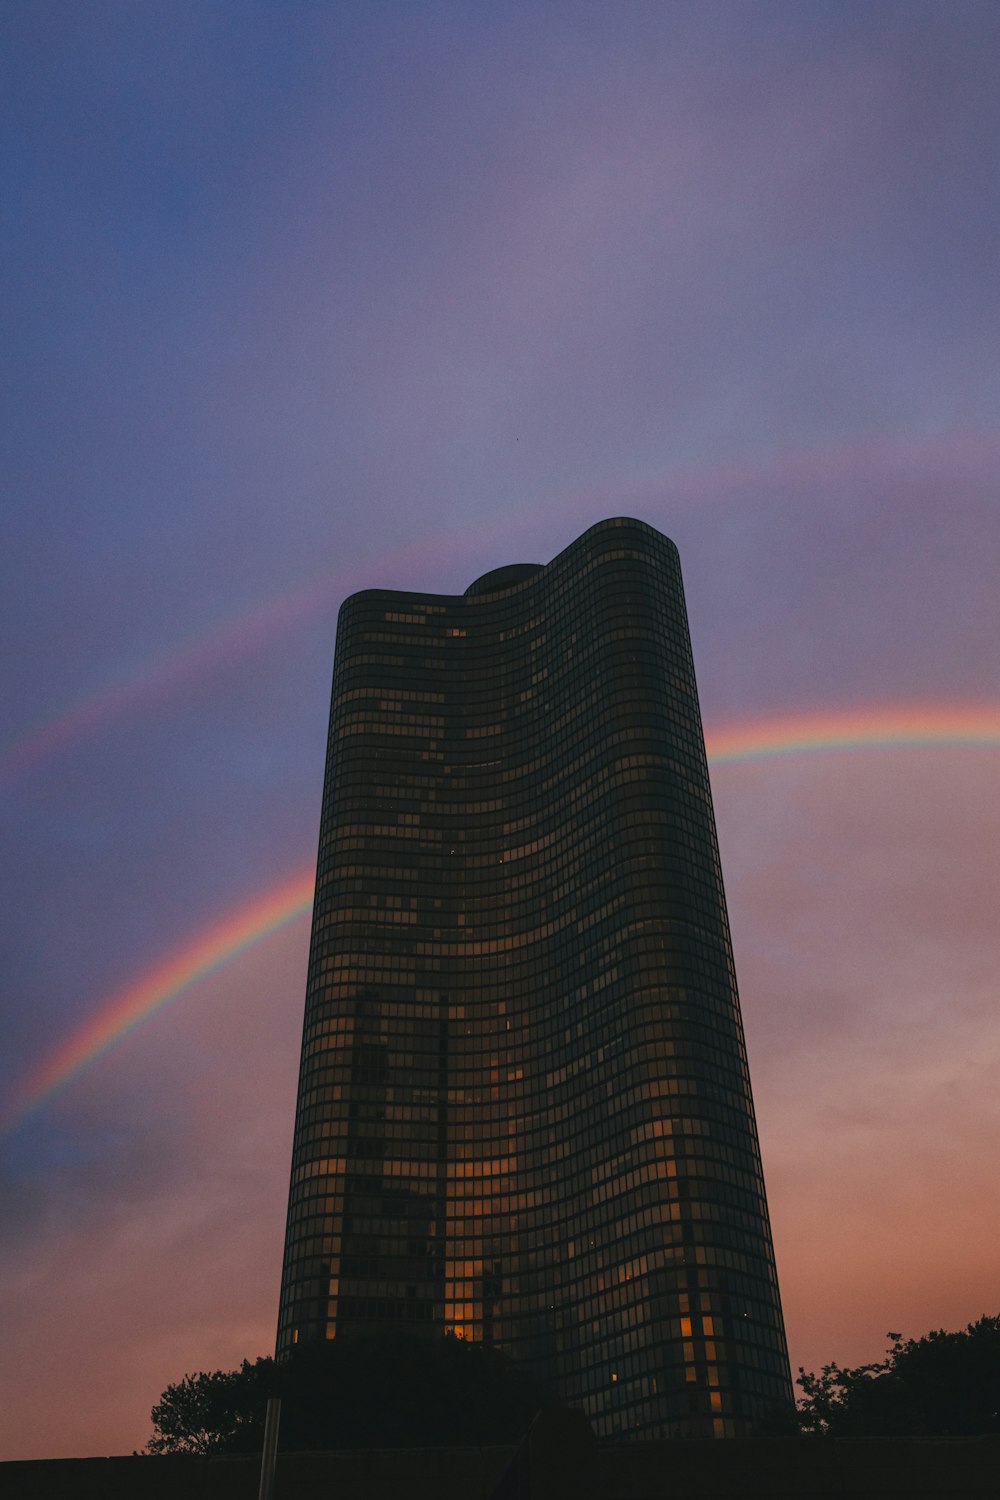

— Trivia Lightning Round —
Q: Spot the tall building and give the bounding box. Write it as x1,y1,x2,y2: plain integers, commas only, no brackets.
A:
277,517,792,1438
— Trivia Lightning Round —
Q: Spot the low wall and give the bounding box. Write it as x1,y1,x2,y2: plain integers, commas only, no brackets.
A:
0,1445,513,1500
3,1431,998,1499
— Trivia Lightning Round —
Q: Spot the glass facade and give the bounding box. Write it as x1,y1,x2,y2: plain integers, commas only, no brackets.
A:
277,517,792,1437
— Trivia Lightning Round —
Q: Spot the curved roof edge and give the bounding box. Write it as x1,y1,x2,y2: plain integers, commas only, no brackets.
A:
464,563,543,598
339,517,676,613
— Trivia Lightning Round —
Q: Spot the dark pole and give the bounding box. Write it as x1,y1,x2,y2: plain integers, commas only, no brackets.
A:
258,1397,281,1500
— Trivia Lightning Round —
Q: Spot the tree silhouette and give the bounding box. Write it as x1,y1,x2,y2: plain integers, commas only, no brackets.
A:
147,1358,274,1455
797,1315,1000,1436
147,1331,557,1454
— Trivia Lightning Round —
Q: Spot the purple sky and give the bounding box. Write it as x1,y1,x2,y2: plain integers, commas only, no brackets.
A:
2,1,999,1460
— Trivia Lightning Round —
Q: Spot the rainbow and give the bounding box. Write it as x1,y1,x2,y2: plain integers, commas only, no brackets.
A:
6,702,999,1133
3,869,315,1133
705,703,1000,765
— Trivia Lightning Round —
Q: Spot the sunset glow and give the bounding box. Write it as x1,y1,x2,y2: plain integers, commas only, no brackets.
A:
3,0,997,1464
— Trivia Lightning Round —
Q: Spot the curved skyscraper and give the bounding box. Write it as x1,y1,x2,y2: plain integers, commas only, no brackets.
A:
277,517,792,1437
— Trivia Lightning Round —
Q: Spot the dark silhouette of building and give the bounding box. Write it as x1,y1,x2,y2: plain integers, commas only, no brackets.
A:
277,518,792,1437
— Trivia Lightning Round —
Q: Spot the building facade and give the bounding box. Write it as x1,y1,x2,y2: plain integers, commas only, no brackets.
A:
277,517,792,1438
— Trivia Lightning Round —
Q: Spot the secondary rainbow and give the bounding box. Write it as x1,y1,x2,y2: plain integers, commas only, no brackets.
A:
6,701,999,1132
10,439,994,789
0,524,495,787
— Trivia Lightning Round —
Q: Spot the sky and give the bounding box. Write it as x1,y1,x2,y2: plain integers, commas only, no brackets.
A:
1,0,998,1462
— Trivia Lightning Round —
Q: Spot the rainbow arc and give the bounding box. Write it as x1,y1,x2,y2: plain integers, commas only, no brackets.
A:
3,871,314,1133
707,703,1000,765
5,702,998,1132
